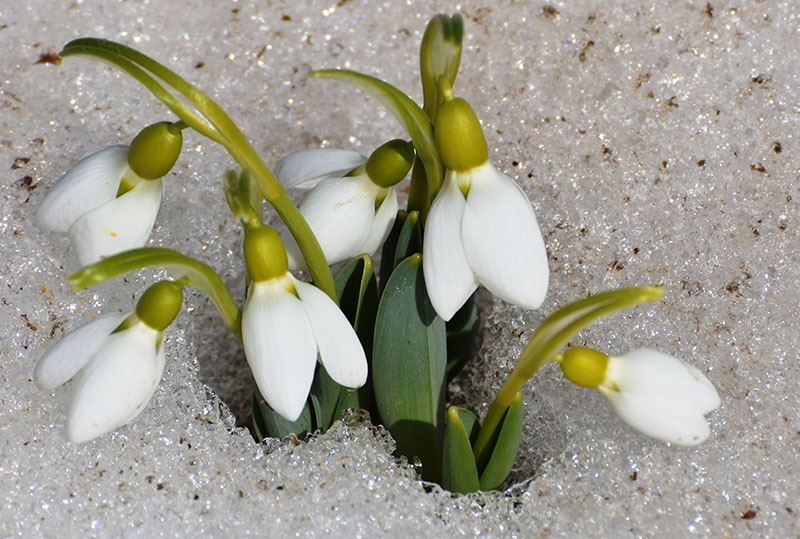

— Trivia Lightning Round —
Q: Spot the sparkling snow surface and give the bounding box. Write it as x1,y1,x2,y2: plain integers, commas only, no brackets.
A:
1,1,798,537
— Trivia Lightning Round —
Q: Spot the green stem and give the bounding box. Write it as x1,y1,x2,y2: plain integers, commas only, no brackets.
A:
59,38,337,302
70,247,243,340
472,286,665,468
311,69,444,214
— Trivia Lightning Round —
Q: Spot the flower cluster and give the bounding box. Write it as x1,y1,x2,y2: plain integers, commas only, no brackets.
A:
33,16,720,494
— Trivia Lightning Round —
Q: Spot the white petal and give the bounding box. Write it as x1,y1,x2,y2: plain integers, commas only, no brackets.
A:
286,174,379,269
294,278,367,388
120,341,166,425
241,279,318,421
461,162,549,310
422,173,478,321
610,348,721,414
598,348,721,446
68,178,164,266
600,386,712,446
359,187,398,256
273,149,367,189
34,313,128,391
36,146,129,233
66,322,163,443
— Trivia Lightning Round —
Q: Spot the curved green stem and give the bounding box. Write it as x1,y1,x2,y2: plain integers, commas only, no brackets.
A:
472,286,665,468
59,38,337,302
311,69,444,216
69,247,242,340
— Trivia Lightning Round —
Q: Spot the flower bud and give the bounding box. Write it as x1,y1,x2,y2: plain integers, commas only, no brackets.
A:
434,97,488,172
127,122,183,180
135,280,184,331
366,139,415,188
244,225,289,282
560,347,610,388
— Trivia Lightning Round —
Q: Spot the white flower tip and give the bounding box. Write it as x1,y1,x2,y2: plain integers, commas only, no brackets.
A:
33,363,58,392
268,395,307,424
66,416,104,444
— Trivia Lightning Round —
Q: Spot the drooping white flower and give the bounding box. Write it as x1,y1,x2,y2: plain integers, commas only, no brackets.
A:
241,226,368,421
35,313,165,443
423,97,548,321
34,281,183,443
274,140,414,270
36,122,183,267
560,347,721,446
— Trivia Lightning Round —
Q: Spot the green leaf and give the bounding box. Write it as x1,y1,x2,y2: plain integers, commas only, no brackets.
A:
379,210,421,288
378,210,405,285
420,13,464,120
445,295,481,383
478,392,523,491
441,406,480,493
69,247,241,339
311,69,443,201
372,254,446,481
252,385,313,441
310,255,379,429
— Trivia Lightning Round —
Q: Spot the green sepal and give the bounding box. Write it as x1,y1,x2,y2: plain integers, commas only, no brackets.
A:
445,294,481,383
478,392,523,491
69,247,241,339
420,13,464,121
310,255,379,429
372,254,446,482
379,210,421,287
441,406,480,493
252,384,313,441
311,69,443,206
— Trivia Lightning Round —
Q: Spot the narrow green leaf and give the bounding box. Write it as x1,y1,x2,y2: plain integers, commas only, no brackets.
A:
379,210,407,286
441,406,480,493
392,211,422,266
379,210,422,289
69,247,241,339
372,254,446,481
311,69,443,199
253,385,313,440
445,295,481,383
420,13,464,120
478,392,523,491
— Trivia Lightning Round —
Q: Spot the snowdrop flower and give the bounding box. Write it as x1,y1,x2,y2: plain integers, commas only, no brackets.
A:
34,281,183,443
36,122,183,266
560,347,721,446
423,97,549,321
242,225,368,421
274,139,414,270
